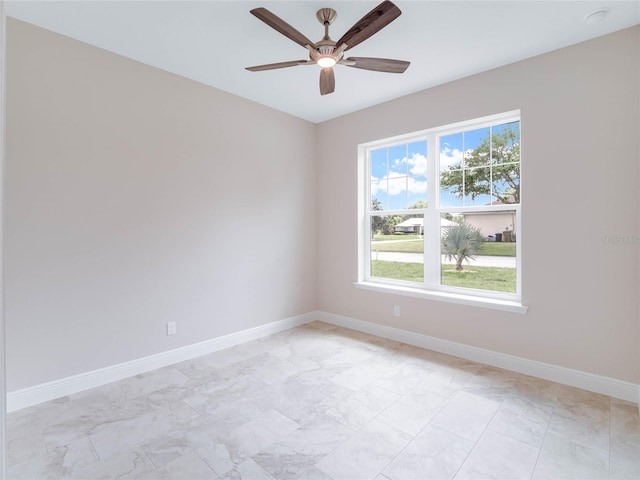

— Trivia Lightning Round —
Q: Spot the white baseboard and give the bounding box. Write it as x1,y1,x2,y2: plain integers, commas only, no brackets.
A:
7,312,315,412
8,310,639,412
314,311,640,404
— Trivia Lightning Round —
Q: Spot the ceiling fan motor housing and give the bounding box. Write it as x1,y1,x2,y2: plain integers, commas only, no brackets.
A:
316,8,337,26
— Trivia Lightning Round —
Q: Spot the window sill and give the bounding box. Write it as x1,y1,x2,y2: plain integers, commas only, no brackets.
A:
354,281,528,314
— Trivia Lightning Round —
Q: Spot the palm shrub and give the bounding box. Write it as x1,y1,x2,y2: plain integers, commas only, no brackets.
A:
442,220,486,271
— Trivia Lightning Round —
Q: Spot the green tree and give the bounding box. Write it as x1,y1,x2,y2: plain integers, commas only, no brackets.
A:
442,220,485,271
440,125,520,204
371,199,402,235
408,200,428,209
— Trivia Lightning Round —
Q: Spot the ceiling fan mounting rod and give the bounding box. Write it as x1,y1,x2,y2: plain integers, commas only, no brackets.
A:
317,8,337,42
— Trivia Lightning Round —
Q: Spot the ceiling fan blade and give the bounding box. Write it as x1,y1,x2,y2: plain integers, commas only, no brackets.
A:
320,67,335,95
344,57,410,73
246,60,310,72
250,8,317,49
336,1,402,51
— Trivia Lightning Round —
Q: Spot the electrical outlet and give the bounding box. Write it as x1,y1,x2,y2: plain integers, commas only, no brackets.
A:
393,306,400,317
166,321,176,336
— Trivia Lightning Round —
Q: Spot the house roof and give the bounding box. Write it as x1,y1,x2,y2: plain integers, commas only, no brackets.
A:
395,218,457,227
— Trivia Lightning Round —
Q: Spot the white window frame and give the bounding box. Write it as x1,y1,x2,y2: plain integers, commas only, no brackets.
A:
357,111,526,313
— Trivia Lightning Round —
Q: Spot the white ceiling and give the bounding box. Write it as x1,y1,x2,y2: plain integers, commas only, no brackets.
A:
6,1,640,123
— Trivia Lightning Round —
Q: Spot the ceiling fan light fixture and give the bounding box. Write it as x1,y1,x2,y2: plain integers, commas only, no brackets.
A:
317,56,337,68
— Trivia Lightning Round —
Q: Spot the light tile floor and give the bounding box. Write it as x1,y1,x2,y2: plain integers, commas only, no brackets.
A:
7,321,640,479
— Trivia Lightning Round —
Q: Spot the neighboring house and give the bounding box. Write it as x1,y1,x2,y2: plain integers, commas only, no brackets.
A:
462,210,516,241
394,217,423,234
394,217,457,235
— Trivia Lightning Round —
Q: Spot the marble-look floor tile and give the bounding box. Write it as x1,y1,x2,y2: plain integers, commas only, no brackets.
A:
417,361,481,398
430,391,501,442
532,433,609,480
548,403,610,452
184,375,270,417
377,386,448,436
325,384,400,430
611,398,640,446
555,385,611,414
267,333,346,364
8,322,639,480
392,343,454,368
373,362,433,395
610,399,640,479
89,402,201,459
546,386,611,455
303,466,336,480
49,436,99,477
383,425,474,480
267,376,353,425
252,414,353,480
137,451,218,479
316,419,411,480
77,448,156,480
329,360,393,391
454,430,539,480
7,452,65,480
7,421,50,466
509,374,561,406
463,366,519,402
220,458,275,480
216,352,316,385
610,439,640,480
194,409,300,476
140,405,247,468
487,395,553,447
100,368,191,404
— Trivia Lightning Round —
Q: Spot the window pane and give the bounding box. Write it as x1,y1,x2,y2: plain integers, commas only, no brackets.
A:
408,141,428,176
387,176,407,209
371,180,387,210
440,133,463,171
440,133,463,207
389,145,408,176
371,215,424,283
492,164,520,204
491,121,520,164
464,167,491,206
463,127,491,168
440,175,463,207
408,176,427,208
440,212,516,293
371,148,387,177
408,142,429,208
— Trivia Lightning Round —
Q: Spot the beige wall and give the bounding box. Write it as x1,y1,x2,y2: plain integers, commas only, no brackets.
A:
317,27,640,384
5,19,317,391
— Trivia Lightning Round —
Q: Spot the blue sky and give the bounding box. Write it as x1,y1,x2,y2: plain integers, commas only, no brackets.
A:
371,140,427,210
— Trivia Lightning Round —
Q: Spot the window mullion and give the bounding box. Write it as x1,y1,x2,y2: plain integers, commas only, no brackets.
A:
424,133,439,288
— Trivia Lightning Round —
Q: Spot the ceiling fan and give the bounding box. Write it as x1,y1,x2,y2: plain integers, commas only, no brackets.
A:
245,0,410,95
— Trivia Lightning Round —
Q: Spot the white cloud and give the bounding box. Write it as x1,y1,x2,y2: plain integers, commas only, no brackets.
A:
371,173,427,197
440,146,463,170
387,153,427,176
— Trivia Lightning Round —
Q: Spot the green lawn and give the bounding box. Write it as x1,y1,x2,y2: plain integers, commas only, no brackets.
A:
371,260,516,293
373,234,422,241
371,240,515,256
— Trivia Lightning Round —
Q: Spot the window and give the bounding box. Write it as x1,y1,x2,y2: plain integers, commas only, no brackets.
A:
358,111,523,309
